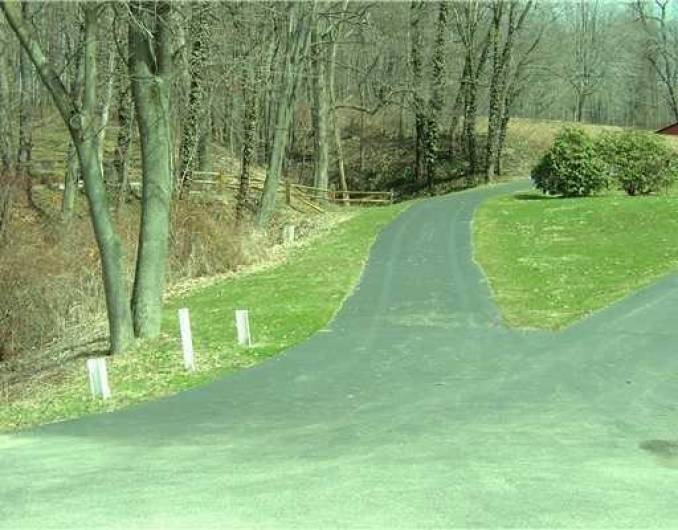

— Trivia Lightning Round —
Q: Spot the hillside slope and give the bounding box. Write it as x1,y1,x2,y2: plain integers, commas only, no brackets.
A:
315,114,678,200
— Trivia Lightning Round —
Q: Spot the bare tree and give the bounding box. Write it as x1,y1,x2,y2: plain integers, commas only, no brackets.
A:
327,0,350,202
311,13,330,197
452,0,491,181
0,22,15,240
128,1,176,338
634,0,678,121
1,1,135,353
177,2,213,195
257,2,315,227
410,1,427,185
237,58,257,223
485,0,533,182
61,16,84,221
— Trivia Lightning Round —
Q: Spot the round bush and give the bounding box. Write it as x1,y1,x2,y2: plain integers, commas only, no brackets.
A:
531,127,608,197
597,131,677,196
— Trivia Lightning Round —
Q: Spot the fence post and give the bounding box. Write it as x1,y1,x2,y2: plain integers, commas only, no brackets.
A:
86,357,111,399
283,224,295,246
235,309,252,347
178,308,195,371
390,189,394,204
285,180,292,205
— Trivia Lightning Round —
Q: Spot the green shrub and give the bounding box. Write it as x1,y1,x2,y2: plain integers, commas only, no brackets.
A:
531,127,608,197
597,131,677,195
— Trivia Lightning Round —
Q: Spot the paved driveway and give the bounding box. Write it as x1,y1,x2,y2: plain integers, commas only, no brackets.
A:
2,181,678,528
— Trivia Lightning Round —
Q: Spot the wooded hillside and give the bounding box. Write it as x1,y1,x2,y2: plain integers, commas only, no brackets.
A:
1,0,677,357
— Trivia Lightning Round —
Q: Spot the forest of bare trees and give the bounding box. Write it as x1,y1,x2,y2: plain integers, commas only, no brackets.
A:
2,0,678,355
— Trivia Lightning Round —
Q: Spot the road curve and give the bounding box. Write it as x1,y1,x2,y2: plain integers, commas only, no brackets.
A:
2,181,678,529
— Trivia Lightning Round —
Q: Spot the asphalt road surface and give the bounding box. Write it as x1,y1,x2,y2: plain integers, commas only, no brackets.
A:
2,181,678,529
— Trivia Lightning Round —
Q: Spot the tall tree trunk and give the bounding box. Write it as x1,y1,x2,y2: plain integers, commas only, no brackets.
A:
359,83,366,175
0,48,14,239
0,174,13,242
79,6,135,353
96,47,116,183
17,2,34,205
428,0,448,193
452,2,491,185
17,2,32,173
327,6,348,203
414,111,426,183
262,38,278,167
311,27,329,198
484,2,503,183
114,68,134,210
410,1,426,185
237,61,257,223
462,54,479,182
0,51,11,174
463,39,490,183
62,22,85,221
128,1,174,339
496,73,523,177
486,0,535,181
177,2,211,195
496,105,510,177
77,139,134,353
257,3,315,227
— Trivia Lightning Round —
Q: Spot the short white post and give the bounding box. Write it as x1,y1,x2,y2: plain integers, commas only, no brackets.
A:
235,309,252,347
282,224,295,246
178,307,195,371
86,357,111,399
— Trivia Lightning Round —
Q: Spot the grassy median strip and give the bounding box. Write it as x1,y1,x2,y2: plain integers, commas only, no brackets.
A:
0,203,407,433
473,191,678,329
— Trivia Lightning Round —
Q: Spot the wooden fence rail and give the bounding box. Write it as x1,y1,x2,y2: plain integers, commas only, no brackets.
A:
28,161,394,209
175,174,394,207
286,181,394,206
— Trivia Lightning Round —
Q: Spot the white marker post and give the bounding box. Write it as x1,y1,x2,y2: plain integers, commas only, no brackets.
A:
178,308,195,371
235,309,252,347
86,357,111,399
282,224,295,246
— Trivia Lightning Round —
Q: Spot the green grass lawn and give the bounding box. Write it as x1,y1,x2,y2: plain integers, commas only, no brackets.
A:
473,191,678,329
0,203,407,432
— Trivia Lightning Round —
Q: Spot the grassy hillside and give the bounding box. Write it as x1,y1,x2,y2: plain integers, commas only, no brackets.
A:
28,113,257,186
1,110,412,432
474,188,678,330
8,113,667,358
0,202,408,432
496,118,621,175
472,117,678,330
0,111,319,363
316,113,676,200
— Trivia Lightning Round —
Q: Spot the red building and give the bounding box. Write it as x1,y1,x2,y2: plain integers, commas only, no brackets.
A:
656,122,678,135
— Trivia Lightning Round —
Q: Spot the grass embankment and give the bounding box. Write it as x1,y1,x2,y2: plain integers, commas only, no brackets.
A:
496,118,678,176
328,115,677,200
0,203,407,433
474,191,678,329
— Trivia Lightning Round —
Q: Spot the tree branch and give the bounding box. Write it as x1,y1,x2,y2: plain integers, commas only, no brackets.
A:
0,0,76,128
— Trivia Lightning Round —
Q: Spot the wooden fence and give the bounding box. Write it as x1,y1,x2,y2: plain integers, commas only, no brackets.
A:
287,182,394,205
28,162,395,211
168,171,394,209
